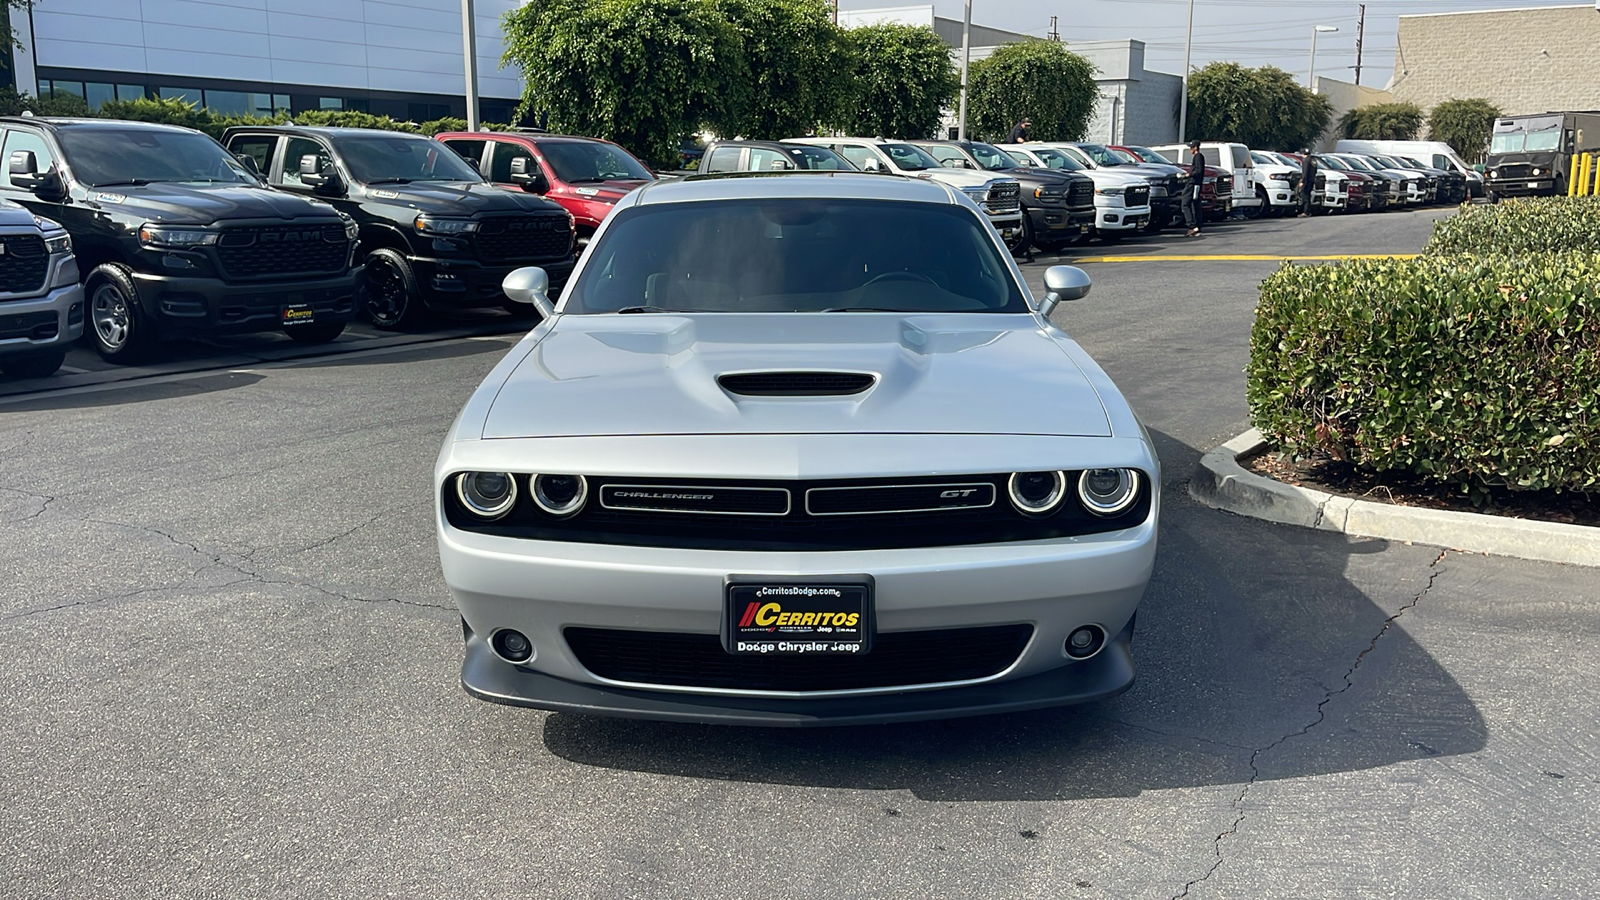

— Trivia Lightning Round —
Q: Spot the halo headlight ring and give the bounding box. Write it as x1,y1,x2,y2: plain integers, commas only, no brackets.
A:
455,471,518,520
1077,468,1140,517
531,474,589,518
1008,470,1067,516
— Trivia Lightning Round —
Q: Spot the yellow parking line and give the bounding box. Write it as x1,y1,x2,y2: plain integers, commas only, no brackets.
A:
1070,254,1421,263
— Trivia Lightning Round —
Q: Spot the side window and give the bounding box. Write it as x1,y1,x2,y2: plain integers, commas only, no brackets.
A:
279,137,331,188
704,146,741,174
228,135,276,178
923,146,965,167
1,129,57,190
489,142,537,183
746,148,790,171
835,145,878,170
1433,154,1452,170
444,139,487,170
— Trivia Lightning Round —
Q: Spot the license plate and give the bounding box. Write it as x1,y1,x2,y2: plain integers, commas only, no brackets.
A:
1079,224,1090,234
281,303,314,326
725,578,872,655
1528,181,1541,188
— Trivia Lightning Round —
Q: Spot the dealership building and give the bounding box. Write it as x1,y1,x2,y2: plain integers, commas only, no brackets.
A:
4,0,525,122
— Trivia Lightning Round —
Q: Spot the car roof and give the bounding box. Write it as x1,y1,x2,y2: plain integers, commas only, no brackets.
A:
0,116,196,132
224,125,435,139
632,171,957,206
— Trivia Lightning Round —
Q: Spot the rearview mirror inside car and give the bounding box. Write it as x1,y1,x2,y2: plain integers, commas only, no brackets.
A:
502,266,555,319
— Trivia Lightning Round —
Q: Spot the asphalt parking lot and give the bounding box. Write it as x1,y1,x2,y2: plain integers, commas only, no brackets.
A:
3,207,1596,898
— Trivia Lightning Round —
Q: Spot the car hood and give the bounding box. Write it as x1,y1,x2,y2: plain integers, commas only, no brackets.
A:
482,313,1112,439
0,198,39,227
356,180,562,215
1079,170,1147,188
556,179,649,203
923,169,1014,189
86,181,340,224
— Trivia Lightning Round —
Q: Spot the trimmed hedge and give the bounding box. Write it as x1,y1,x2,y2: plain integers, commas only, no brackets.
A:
78,98,507,140
1249,254,1599,497
1427,196,1600,255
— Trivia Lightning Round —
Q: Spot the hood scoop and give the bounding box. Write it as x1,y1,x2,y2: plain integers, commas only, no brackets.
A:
718,371,876,397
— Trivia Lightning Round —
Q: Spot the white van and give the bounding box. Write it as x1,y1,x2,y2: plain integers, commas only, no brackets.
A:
1334,140,1484,198
1150,142,1261,217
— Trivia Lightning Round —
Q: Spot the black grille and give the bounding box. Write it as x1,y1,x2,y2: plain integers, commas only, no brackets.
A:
216,224,347,279
475,215,572,262
599,484,789,515
985,182,1021,214
1216,175,1233,192
0,235,48,295
1495,163,1531,179
806,483,994,515
565,624,1033,691
1124,185,1151,207
718,371,874,396
1067,181,1094,208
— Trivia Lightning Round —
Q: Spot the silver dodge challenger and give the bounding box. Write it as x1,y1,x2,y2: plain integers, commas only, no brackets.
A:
435,172,1158,726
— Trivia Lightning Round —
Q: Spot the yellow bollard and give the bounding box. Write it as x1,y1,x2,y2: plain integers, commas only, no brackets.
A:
1592,155,1600,197
1570,154,1581,196
1579,153,1592,196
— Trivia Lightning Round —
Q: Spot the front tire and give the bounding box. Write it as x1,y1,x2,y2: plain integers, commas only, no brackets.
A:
1246,188,1268,219
362,248,424,330
1008,216,1034,256
0,349,66,379
86,264,153,363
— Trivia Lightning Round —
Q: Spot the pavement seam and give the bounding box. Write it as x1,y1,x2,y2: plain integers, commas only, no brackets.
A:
1168,548,1452,900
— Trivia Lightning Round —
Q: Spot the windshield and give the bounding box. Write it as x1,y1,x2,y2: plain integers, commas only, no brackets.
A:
1075,144,1125,166
1129,146,1175,164
1250,152,1277,166
1024,147,1084,171
58,127,257,186
331,134,482,183
784,145,856,170
969,142,1022,170
569,198,1028,315
1318,156,1351,171
1342,156,1377,172
882,143,942,171
541,140,655,182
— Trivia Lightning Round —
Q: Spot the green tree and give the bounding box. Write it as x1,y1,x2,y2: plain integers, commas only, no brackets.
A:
502,0,746,169
1185,62,1332,150
1428,98,1500,162
711,0,842,139
1338,101,1425,141
967,40,1097,143
832,23,958,140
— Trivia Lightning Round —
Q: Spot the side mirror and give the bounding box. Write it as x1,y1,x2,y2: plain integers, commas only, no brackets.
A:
299,153,344,195
234,153,261,176
1039,265,1091,318
862,157,882,173
502,266,555,319
8,149,40,187
509,156,550,193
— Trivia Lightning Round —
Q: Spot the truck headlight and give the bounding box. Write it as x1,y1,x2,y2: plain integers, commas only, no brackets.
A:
415,215,479,235
960,187,989,204
341,215,360,240
1531,167,1543,176
138,225,219,248
1095,186,1125,196
44,232,72,255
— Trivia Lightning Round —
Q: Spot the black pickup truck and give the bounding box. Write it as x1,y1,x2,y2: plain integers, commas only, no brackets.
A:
910,140,1096,252
224,126,576,329
0,117,364,360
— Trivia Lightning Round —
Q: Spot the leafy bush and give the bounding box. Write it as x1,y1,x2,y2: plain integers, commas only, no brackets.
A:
1249,254,1599,498
1337,102,1424,141
832,22,958,140
967,40,1097,143
1427,197,1600,255
1183,62,1332,151
1427,98,1499,163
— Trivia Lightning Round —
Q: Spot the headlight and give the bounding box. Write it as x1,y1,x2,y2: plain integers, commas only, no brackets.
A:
1531,167,1543,176
1095,186,1125,196
1008,471,1066,516
44,232,71,255
455,472,518,519
414,215,479,235
138,224,218,248
531,474,587,517
1266,173,1289,182
1488,169,1499,179
960,186,989,203
1077,469,1140,516
341,215,360,240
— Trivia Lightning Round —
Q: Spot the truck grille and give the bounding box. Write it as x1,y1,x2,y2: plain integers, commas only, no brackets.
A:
1495,163,1531,179
1124,185,1151,207
1068,181,1094,208
565,624,1033,692
475,215,572,263
216,224,348,279
1216,175,1233,192
0,235,49,295
984,182,1021,214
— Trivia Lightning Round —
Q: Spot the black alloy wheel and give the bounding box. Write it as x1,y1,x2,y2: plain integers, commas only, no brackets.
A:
363,248,424,330
86,264,152,363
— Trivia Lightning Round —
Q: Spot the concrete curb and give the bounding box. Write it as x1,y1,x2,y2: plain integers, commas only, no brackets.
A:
1190,429,1600,569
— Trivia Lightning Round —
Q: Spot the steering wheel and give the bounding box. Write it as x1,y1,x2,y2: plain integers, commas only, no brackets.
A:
863,270,938,288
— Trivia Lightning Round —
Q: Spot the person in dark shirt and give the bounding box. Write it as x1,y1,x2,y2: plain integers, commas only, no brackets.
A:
1183,140,1206,236
1005,118,1032,143
1299,150,1318,216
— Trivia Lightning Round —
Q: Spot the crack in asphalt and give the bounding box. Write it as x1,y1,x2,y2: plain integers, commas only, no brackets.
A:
1083,715,1254,753
281,501,428,556
1169,548,1452,900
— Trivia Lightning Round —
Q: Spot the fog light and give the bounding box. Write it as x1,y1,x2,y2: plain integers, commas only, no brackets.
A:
1065,625,1105,659
491,628,534,663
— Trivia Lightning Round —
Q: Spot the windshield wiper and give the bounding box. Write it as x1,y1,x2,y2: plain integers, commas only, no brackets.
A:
822,306,914,313
90,179,155,187
366,177,413,184
614,305,678,314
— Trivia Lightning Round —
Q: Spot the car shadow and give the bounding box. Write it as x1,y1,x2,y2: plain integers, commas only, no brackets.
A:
535,428,1487,802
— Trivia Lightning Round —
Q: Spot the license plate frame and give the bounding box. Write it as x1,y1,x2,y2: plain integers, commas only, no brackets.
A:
724,576,873,656
281,303,315,326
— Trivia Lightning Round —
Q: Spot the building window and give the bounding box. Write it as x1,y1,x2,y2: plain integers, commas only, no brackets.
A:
157,85,201,104
319,97,343,109
408,102,451,121
117,84,147,101
85,83,115,109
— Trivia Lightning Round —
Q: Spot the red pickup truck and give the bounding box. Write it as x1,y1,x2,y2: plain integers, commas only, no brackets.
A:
437,131,655,244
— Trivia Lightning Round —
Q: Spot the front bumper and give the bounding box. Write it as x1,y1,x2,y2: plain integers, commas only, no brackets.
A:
1487,179,1556,197
1025,205,1094,239
985,211,1025,242
129,267,361,335
1095,203,1152,232
410,254,577,307
0,281,84,357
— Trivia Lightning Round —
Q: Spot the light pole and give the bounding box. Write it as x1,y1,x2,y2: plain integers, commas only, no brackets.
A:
462,0,480,130
957,0,972,140
1308,24,1338,91
1177,0,1195,142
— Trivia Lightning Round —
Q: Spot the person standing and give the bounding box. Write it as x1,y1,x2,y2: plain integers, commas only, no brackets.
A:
1183,139,1206,237
1299,150,1318,216
1006,118,1032,143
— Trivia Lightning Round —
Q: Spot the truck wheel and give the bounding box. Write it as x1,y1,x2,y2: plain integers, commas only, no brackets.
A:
362,248,424,330
86,264,153,363
285,322,346,344
1247,188,1268,218
0,349,66,379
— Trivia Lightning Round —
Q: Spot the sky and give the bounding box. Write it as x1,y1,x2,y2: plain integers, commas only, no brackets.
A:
838,0,1588,88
